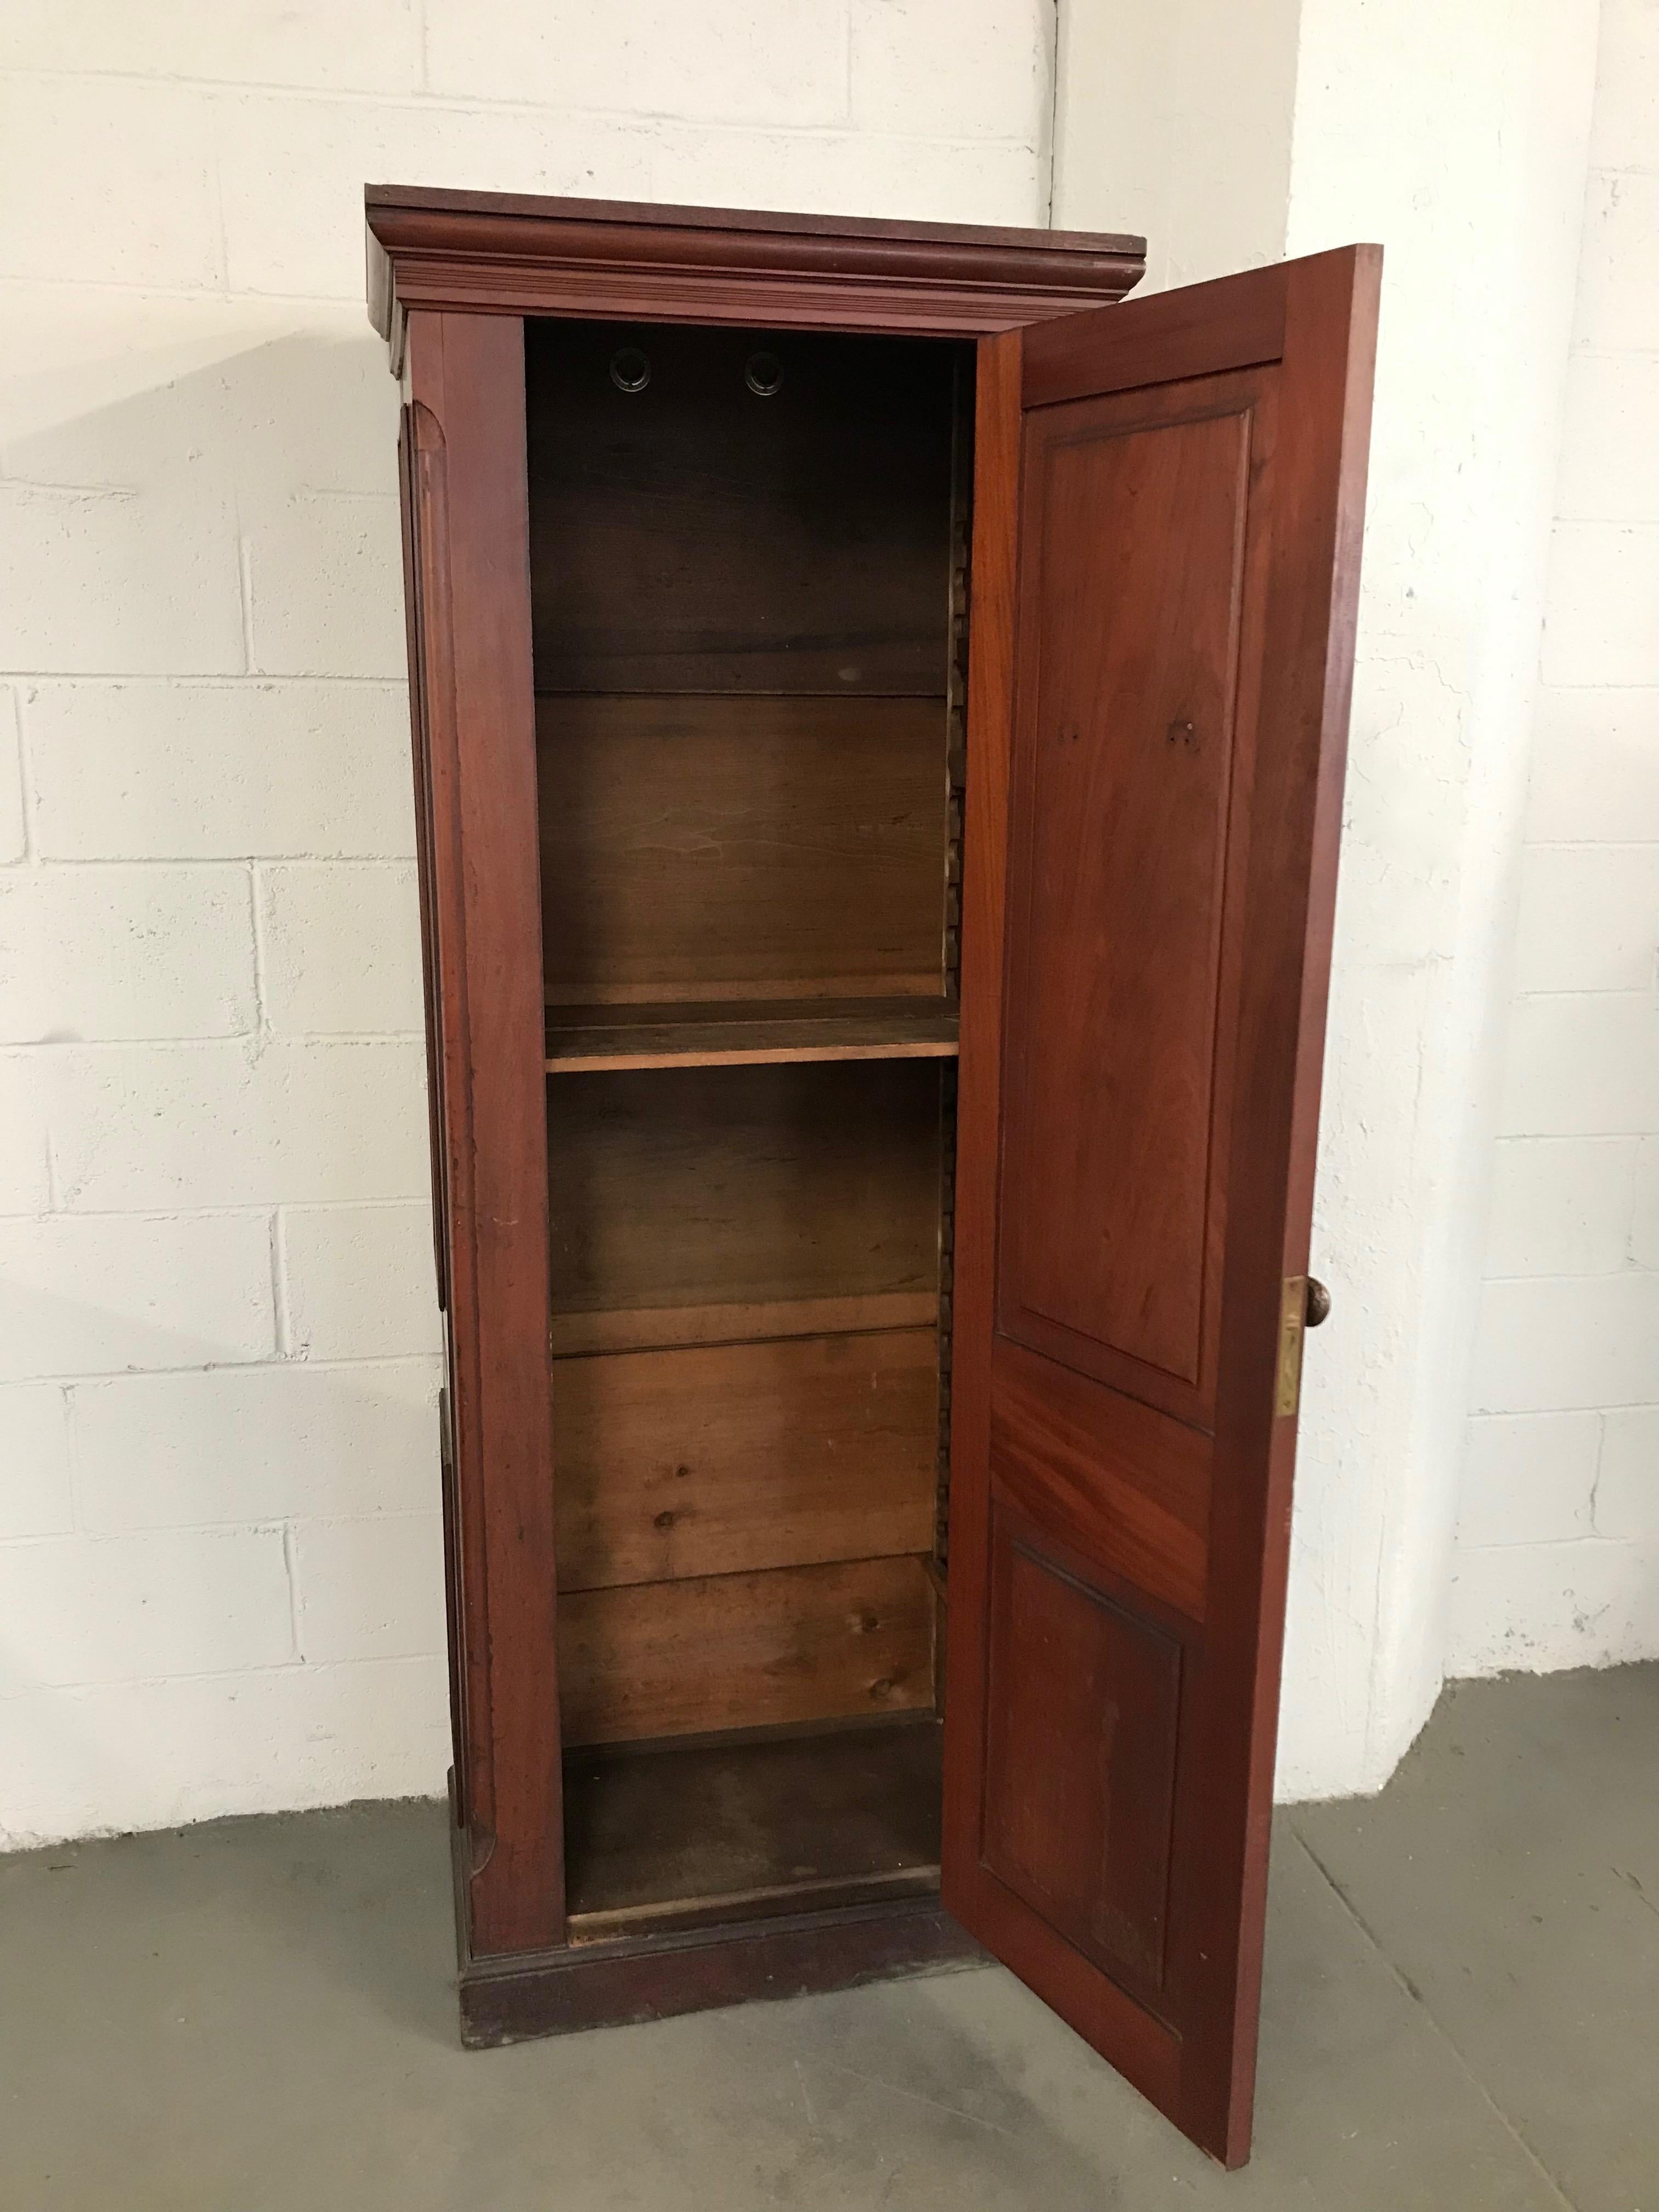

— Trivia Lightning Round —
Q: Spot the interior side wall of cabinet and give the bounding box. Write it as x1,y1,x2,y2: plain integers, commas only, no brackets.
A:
527,320,970,1771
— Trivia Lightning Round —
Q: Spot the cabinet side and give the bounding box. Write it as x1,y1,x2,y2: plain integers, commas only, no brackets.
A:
398,404,466,1810
404,309,565,1958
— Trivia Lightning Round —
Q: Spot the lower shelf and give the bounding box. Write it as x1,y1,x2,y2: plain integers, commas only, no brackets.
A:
448,1749,980,2049
563,1716,944,1943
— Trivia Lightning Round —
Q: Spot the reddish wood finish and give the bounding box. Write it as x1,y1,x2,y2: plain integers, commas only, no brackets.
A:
998,380,1261,1420
367,187,1146,368
461,1904,979,2045
380,188,1374,2169
459,1840,979,2049
535,695,948,1007
1184,245,1382,2164
983,1504,1182,1998
551,1329,937,1592
405,311,563,1957
989,1339,1209,1621
942,247,1380,2167
1022,261,1289,410
396,414,449,1312
556,1554,937,1747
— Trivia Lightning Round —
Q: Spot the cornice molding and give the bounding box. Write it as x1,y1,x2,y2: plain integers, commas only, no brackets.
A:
365,185,1146,371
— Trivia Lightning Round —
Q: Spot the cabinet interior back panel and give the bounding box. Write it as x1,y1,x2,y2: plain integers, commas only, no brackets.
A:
552,1328,938,1593
545,1058,944,1338
529,318,960,1772
537,695,947,1006
557,1555,937,1747
526,320,957,696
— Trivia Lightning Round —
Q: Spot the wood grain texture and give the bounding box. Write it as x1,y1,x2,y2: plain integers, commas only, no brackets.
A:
1163,244,1383,2168
404,311,562,1957
374,182,1144,256
396,410,450,1314
1023,262,1287,411
400,414,466,1802
941,249,1380,2170
983,1509,1182,1999
545,1058,943,1327
548,1289,938,1360
557,1555,937,1746
535,696,947,1006
989,1338,1209,1622
544,999,958,1073
551,1329,938,1592
940,326,1021,1938
998,390,1255,1407
365,187,1146,371
563,1717,942,1939
527,321,957,695
384,190,1164,2062
458,1886,980,2047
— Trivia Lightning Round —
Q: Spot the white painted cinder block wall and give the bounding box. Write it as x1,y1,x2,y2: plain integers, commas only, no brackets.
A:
0,1,1058,1847
5,0,1646,1848
1453,0,1659,1675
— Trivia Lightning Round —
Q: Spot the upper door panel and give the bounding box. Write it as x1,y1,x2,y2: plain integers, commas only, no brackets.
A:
999,371,1269,1426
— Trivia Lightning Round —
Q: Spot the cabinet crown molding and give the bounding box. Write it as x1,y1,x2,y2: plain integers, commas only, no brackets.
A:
364,183,1147,370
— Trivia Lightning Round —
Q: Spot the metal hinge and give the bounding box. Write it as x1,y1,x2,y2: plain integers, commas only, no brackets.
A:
1276,1273,1330,1417
1276,1275,1307,1418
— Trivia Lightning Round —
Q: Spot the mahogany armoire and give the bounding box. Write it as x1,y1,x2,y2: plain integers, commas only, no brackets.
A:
365,183,1378,2169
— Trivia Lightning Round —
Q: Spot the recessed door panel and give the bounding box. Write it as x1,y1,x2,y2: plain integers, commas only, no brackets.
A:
1000,403,1251,1402
982,1505,1182,1998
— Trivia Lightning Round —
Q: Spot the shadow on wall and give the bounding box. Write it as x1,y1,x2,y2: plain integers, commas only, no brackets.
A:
1,319,406,683
0,312,456,1844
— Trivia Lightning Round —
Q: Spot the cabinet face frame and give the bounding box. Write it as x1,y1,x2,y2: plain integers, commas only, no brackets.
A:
377,189,1147,1980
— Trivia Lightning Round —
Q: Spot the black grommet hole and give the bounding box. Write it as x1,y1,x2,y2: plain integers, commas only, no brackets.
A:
609,346,650,394
744,351,784,398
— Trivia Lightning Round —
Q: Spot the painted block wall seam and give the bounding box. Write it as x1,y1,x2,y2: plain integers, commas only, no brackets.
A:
0,0,1058,1848
1453,0,1659,1682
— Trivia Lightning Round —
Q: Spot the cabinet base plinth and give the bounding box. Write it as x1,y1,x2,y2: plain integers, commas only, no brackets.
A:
456,1894,982,2048
448,1779,980,2047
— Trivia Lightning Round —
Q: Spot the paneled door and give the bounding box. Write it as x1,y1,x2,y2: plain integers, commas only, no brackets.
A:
943,247,1380,2167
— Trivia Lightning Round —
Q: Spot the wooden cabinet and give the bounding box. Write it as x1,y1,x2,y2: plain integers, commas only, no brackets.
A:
368,185,1379,2169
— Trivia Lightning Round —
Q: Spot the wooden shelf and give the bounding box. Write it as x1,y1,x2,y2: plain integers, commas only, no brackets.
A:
563,1716,943,1943
545,997,958,1075
549,1289,938,1360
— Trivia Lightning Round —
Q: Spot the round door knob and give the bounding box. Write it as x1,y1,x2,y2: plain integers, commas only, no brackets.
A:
1305,1277,1331,1328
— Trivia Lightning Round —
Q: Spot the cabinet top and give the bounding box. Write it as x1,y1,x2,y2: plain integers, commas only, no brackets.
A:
365,183,1146,371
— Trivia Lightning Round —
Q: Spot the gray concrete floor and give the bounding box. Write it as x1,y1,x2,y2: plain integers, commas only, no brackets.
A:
3,1665,1655,2210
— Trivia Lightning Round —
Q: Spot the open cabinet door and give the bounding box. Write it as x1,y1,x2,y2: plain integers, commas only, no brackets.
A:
941,246,1380,2167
